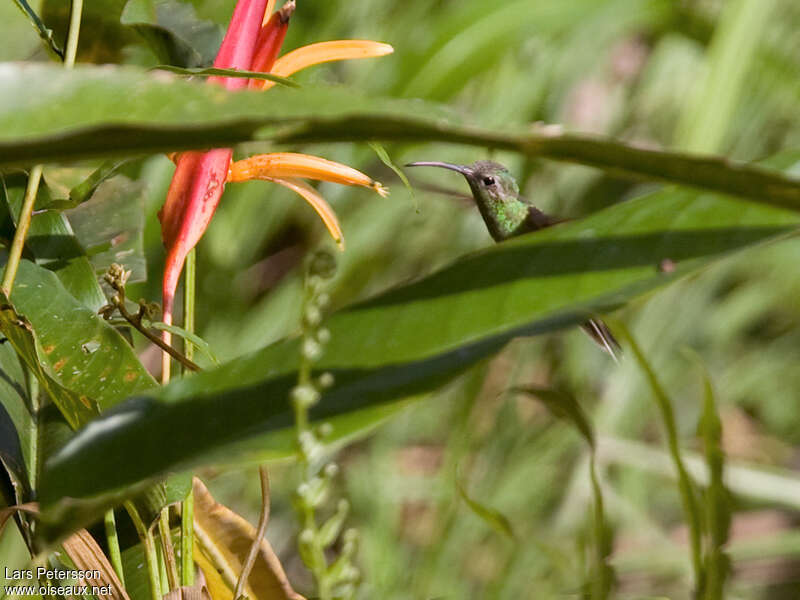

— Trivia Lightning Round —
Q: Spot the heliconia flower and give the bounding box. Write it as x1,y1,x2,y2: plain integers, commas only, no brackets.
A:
159,0,393,379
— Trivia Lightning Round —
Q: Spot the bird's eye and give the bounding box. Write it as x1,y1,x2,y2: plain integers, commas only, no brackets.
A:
482,176,495,186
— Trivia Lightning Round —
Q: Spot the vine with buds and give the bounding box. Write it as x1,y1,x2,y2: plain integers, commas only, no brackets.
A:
291,250,360,600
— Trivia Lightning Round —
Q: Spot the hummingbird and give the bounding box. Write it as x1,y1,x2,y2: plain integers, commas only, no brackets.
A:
406,160,620,359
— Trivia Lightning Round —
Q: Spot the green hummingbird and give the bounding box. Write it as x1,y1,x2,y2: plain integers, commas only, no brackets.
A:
406,159,620,359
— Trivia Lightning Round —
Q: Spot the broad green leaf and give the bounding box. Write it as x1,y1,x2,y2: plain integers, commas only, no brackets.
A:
1,65,799,210
39,169,800,519
66,176,148,284
0,257,155,429
0,341,33,506
2,171,106,311
123,0,223,68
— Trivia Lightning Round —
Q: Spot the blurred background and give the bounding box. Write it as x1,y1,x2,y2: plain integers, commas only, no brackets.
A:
2,0,800,597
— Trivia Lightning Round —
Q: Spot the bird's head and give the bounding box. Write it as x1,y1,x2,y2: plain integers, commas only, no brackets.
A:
406,160,528,241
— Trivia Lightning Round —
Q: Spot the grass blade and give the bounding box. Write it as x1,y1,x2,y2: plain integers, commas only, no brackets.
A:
510,386,613,598
612,320,705,595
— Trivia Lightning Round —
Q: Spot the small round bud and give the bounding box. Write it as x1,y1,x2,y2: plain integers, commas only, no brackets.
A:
317,372,334,389
291,385,320,408
324,463,339,478
316,293,330,308
302,338,322,361
318,422,334,437
316,328,331,345
304,305,322,327
308,250,337,279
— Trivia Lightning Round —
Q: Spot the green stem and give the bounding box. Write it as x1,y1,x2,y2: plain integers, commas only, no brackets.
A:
63,0,83,69
125,502,161,600
1,165,42,297
158,508,180,591
182,249,196,363
181,491,195,586
180,249,196,586
104,510,125,587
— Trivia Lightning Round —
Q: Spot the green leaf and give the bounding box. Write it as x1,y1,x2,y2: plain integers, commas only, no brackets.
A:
123,0,223,68
66,176,147,284
2,172,107,311
68,159,131,206
612,321,705,595
38,168,800,521
40,0,133,63
0,257,155,430
675,0,776,153
687,352,732,600
11,0,63,59
509,386,594,448
0,341,34,506
369,142,417,210
1,65,799,211
151,66,298,87
148,322,220,366
509,386,614,598
455,474,515,540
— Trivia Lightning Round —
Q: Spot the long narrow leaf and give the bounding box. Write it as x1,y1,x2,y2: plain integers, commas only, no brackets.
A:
0,66,798,211
611,321,705,595
39,156,800,535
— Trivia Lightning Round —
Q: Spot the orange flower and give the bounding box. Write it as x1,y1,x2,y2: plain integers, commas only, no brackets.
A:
159,0,392,379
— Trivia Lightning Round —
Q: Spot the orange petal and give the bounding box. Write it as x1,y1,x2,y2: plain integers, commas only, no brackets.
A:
269,177,344,249
228,152,389,197
256,40,394,90
263,0,276,24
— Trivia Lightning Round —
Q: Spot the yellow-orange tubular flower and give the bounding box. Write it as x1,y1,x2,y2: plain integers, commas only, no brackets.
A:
159,0,393,380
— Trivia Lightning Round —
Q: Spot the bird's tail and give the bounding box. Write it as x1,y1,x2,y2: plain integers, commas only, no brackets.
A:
582,319,621,362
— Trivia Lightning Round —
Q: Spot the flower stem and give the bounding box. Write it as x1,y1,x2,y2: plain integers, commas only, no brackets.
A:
64,0,83,68
1,165,42,297
180,248,196,586
104,510,125,587
182,249,196,363
125,501,161,600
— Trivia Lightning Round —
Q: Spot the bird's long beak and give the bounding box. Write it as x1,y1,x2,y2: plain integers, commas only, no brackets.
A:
405,161,474,177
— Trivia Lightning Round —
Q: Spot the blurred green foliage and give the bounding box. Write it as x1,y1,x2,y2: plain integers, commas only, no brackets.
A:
2,0,800,598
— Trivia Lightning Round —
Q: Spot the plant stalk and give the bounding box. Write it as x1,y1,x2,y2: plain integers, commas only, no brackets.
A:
1,165,42,297
103,510,125,587
180,248,197,585
233,467,270,600
125,502,161,600
158,508,180,591
64,0,83,68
